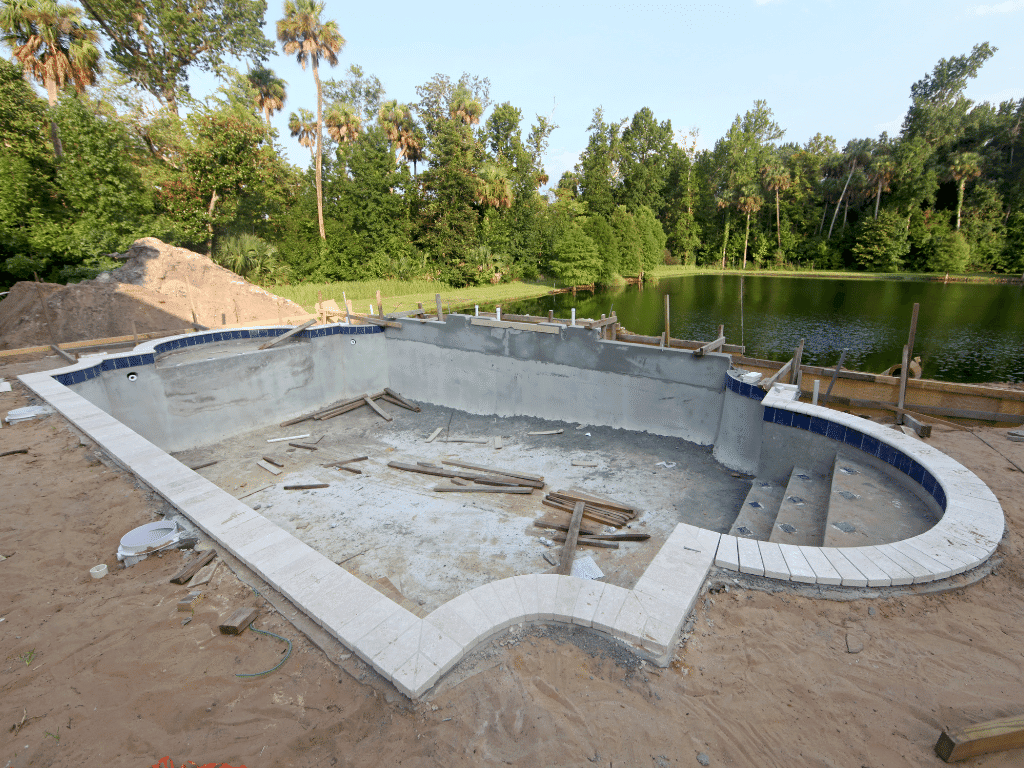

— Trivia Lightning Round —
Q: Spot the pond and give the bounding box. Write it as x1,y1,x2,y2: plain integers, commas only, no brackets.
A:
493,275,1024,385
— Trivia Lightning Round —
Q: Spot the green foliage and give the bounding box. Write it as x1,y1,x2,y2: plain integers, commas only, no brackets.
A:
852,209,910,272
582,214,619,283
214,233,290,285
610,206,642,276
635,205,667,272
550,221,602,287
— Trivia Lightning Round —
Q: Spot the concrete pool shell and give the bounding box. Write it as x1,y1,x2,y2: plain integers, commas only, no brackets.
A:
19,315,1006,699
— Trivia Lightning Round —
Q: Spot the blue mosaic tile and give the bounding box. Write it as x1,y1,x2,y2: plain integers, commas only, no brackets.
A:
934,484,947,510
895,451,912,475
908,460,924,485
791,412,811,431
809,416,829,435
774,408,793,427
861,435,880,456
921,471,936,496
843,428,863,450
825,421,846,442
763,406,776,423
877,442,897,466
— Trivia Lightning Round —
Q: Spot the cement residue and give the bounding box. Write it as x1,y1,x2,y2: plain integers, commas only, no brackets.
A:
0,237,307,350
177,401,750,614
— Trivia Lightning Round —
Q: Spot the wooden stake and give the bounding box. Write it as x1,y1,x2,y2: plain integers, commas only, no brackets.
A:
184,272,199,326
557,501,585,575
791,338,805,388
32,273,59,347
897,302,920,425
376,290,383,318
935,713,1024,763
435,293,444,321
364,395,393,421
821,348,847,406
664,294,670,347
258,319,315,350
132,319,138,346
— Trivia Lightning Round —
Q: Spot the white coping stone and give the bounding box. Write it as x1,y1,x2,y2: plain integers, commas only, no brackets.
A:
941,499,1004,540
262,551,328,598
776,543,817,584
242,539,311,582
592,584,630,634
934,516,1000,553
391,653,441,699
737,537,765,576
838,548,892,587
872,545,935,584
757,541,791,580
424,600,479,649
370,624,421,680
417,620,462,670
534,574,560,621
632,573,683,606
820,548,869,587
915,528,989,563
278,557,341,605
862,546,915,586
512,574,541,622
467,581,513,630
889,539,953,581
335,591,398,649
798,546,842,585
300,571,361,627
715,535,740,570
362,609,421,680
633,590,689,657
901,536,973,575
437,591,494,645
490,578,527,624
234,526,303,563
571,580,606,627
610,592,648,646
552,576,583,623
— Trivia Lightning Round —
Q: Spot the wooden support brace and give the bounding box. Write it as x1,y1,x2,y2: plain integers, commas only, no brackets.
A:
557,501,586,575
258,319,316,350
693,336,726,358
935,713,1024,762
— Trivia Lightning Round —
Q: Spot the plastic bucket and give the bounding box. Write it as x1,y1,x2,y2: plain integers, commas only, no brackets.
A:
90,564,108,579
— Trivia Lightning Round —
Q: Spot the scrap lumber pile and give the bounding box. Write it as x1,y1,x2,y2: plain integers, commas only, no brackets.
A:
387,459,544,493
542,488,637,528
280,388,419,427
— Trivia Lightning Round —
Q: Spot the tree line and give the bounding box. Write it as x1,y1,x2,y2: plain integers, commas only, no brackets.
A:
1,0,1021,293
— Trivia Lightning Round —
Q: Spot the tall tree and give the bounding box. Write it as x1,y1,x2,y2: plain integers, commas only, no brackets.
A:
617,106,673,215
0,0,100,156
78,0,273,114
325,102,360,144
277,0,343,240
247,65,286,127
949,151,982,230
576,107,624,217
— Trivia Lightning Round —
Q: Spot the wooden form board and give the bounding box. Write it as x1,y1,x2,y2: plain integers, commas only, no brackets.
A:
219,607,258,635
258,319,316,350
169,549,216,584
470,317,560,334
557,501,586,574
935,713,1024,762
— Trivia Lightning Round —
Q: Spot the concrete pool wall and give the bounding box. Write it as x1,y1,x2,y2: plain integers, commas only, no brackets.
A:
20,315,1006,698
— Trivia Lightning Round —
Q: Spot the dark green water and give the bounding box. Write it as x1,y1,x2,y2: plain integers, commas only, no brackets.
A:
493,275,1024,384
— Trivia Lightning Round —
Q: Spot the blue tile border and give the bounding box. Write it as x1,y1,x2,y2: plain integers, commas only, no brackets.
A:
50,323,382,389
763,404,947,511
724,371,768,401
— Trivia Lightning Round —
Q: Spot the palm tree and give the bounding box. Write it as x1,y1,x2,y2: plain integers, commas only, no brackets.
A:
867,155,897,220
0,0,100,157
324,102,360,144
247,66,286,128
737,185,763,269
377,99,407,144
277,0,344,241
760,160,792,249
473,163,513,209
949,151,982,231
288,108,317,160
449,84,482,126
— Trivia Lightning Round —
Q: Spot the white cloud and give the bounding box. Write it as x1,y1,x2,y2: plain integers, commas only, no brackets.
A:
973,0,1024,14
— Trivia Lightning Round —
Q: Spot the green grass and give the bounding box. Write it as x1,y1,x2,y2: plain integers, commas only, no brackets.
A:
272,279,556,313
649,263,1016,283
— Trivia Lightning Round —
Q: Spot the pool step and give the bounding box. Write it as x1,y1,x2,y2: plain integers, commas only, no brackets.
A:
769,466,829,546
729,478,785,540
824,452,938,547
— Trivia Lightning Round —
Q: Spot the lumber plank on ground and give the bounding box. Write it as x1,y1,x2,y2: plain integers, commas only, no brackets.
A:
572,460,598,467
579,532,650,542
258,319,316,350
902,413,932,438
187,460,217,471
256,460,282,475
283,483,328,490
562,487,636,514
363,395,393,421
170,549,216,584
557,501,586,575
533,520,598,536
551,534,619,549
289,442,318,450
1,448,29,457
542,498,629,527
330,464,362,474
693,336,726,358
347,313,402,329
528,429,563,436
261,456,283,467
433,485,533,494
441,459,544,482
383,388,421,412
389,461,540,487
219,607,258,635
425,427,443,443
50,344,75,363
614,331,745,355
445,437,488,444
935,713,1024,763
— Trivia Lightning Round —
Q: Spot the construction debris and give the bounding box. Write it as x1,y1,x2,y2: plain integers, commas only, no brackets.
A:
425,427,443,443
542,488,638,528
283,483,329,490
256,460,282,475
267,434,309,443
433,485,533,494
169,549,217,585
0,448,29,457
935,713,1024,762
1008,429,1024,443
219,607,258,635
557,501,586,574
528,429,563,436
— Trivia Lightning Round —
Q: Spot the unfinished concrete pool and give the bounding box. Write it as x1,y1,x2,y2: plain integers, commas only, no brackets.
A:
20,312,1005,698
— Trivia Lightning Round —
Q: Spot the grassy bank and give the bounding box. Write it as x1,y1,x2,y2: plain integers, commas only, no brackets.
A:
273,279,556,314
649,264,1021,283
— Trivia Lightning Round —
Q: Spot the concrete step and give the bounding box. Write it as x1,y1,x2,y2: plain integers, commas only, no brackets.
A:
729,478,785,540
823,452,939,547
769,466,829,546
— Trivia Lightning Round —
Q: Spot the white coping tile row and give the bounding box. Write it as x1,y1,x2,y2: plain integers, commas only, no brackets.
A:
18,365,723,698
19,357,1005,697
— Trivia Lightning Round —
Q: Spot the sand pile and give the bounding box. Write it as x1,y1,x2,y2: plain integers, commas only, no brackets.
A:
0,238,309,350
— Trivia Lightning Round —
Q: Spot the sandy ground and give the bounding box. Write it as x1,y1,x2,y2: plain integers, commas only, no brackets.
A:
2,352,1024,768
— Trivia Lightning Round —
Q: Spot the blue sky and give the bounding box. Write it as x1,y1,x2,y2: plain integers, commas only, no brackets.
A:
68,1,1024,184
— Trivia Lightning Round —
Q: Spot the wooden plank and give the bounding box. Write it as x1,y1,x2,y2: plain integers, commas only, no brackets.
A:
693,336,726,358
470,317,560,334
348,314,402,329
897,303,921,425
533,520,598,536
289,442,318,451
791,338,805,387
813,396,1024,424
281,394,370,426
316,400,368,420
236,483,274,499
441,459,544,482
425,427,443,443
169,549,216,584
451,477,469,486
333,464,362,474
256,460,282,475
557,501,586,575
219,607,258,635
527,429,563,436
897,343,910,423
383,388,421,412
258,319,316,350
0,328,196,359
935,713,1024,762
267,434,310,443
902,413,932,438
579,532,650,542
614,331,745,355
363,395,393,422
261,456,283,467
0,449,29,457
541,499,626,527
760,357,794,391
562,487,635,513
336,456,368,464
435,293,444,321
283,483,329,490
50,344,75,363
187,460,217,471
572,460,598,467
664,294,671,348
820,348,848,406
445,437,488,444
391,461,542,487
433,485,533,494
551,534,619,549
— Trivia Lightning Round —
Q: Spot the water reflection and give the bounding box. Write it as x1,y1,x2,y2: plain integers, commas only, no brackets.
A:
495,276,1024,384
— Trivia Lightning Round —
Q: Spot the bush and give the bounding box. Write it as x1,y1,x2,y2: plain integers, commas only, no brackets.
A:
214,234,291,286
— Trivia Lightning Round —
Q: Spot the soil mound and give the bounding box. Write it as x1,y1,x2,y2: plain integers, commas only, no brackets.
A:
0,238,308,350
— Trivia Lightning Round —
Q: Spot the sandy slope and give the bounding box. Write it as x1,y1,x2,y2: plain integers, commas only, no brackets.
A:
1,352,1023,767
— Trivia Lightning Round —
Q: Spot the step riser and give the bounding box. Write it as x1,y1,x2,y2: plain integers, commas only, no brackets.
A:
769,467,829,546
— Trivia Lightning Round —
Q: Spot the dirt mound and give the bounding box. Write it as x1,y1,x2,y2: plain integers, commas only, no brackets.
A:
0,238,308,350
